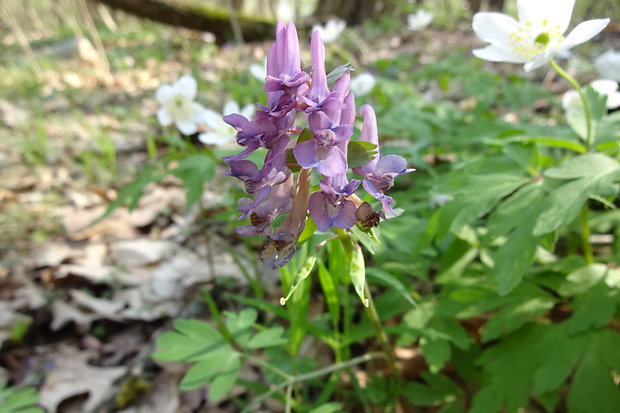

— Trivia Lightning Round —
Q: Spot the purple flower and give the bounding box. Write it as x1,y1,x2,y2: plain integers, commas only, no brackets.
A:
223,110,294,161
293,111,351,177
300,31,343,114
227,152,290,195
236,174,293,236
353,105,414,215
309,177,360,231
264,23,310,106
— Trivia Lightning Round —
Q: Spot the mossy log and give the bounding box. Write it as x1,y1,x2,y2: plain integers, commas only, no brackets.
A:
91,0,275,42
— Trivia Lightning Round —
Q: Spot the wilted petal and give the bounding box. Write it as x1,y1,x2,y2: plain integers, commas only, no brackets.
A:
557,19,611,53
333,200,358,229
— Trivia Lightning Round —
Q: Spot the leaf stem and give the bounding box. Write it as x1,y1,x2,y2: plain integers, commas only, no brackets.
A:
240,352,385,413
580,204,594,264
549,59,592,150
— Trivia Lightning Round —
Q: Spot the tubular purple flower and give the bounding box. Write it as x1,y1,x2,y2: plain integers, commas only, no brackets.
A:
237,174,293,236
264,23,310,99
293,111,351,176
353,105,414,215
227,152,290,195
309,177,361,231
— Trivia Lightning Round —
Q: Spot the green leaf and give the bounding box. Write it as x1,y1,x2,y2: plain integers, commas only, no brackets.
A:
568,340,620,413
297,128,314,144
420,336,451,373
350,225,380,254
482,297,554,342
507,135,586,153
533,178,591,236
225,308,257,348
171,153,216,207
366,267,417,308
544,153,620,180
247,326,288,349
208,354,241,401
494,222,540,294
347,140,378,169
317,261,340,328
308,403,342,413
280,254,317,305
153,320,228,362
350,246,368,307
0,383,43,413
403,372,459,406
558,263,609,296
567,283,618,334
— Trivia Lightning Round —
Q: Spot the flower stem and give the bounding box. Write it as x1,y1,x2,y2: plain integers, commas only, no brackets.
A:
364,280,398,375
549,59,592,150
580,204,594,264
240,352,385,413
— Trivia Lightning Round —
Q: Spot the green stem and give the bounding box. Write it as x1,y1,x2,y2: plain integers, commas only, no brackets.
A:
240,353,292,380
580,204,594,264
364,281,398,375
201,289,235,345
240,353,384,413
549,59,592,150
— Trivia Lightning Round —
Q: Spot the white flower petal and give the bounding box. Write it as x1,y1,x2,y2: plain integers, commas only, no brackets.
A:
524,52,551,72
595,50,620,81
557,19,610,53
190,102,207,122
202,108,224,130
223,101,240,116
176,119,197,135
198,132,234,145
472,12,520,49
155,84,174,104
240,104,256,120
562,90,580,110
605,91,620,109
472,45,526,63
407,10,433,31
249,63,266,81
156,107,173,126
350,73,376,96
517,0,575,32
174,75,197,100
591,79,619,96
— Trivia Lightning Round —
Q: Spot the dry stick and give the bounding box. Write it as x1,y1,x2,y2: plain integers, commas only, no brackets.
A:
0,2,42,77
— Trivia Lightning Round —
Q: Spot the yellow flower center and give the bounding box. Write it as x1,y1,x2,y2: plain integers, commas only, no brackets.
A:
509,19,564,59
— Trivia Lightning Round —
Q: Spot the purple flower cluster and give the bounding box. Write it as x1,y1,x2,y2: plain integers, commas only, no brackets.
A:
224,22,413,268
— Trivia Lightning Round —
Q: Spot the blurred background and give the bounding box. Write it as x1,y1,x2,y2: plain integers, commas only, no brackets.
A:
1,0,620,412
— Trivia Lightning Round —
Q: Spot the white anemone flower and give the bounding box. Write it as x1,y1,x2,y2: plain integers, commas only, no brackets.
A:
563,79,620,111
199,101,255,145
312,19,346,44
350,73,376,96
156,75,206,135
472,0,610,72
249,59,267,82
595,50,620,82
407,10,433,31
